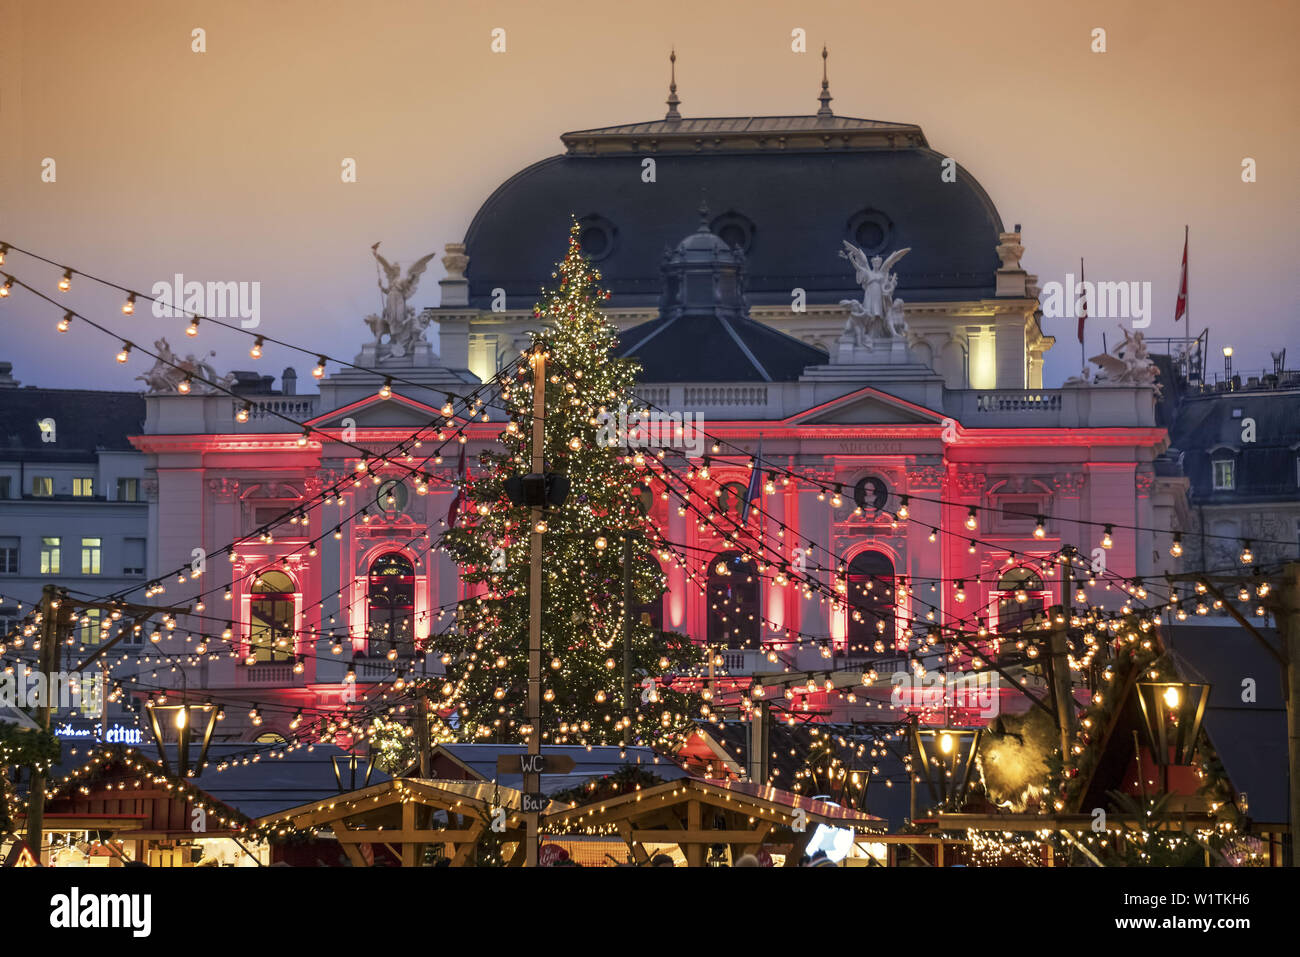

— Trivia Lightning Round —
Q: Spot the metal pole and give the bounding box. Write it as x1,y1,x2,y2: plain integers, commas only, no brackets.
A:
525,349,546,867
1281,562,1300,867
1047,604,1074,763
622,533,633,747
25,584,62,860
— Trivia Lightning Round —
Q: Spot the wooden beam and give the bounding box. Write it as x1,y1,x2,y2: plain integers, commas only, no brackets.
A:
630,829,774,844
330,822,368,868
449,821,485,867
616,821,650,864
401,802,417,867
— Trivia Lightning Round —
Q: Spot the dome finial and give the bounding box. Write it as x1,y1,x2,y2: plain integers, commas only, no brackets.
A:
665,48,682,121
697,189,710,230
817,45,833,118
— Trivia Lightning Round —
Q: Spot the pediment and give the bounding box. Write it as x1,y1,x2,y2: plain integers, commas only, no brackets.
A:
786,387,947,427
305,393,442,430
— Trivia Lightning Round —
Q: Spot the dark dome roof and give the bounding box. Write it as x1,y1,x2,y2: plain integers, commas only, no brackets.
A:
461,115,1004,311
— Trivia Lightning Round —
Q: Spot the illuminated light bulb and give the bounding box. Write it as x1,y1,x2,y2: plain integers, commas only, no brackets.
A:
177,376,192,394
954,581,966,603
57,312,72,332
896,495,910,520
967,539,977,554
186,316,200,337
1162,686,1180,709
965,508,978,531
568,436,582,451
293,657,304,674
0,244,6,264
1239,541,1253,564
58,269,73,292
235,402,251,423
1101,525,1114,549
939,732,953,754
764,473,776,494
250,336,264,358
698,458,711,480
831,484,843,508
312,356,326,378
298,427,310,446
550,657,561,670
594,536,607,550
174,708,188,730
1033,516,1046,539
378,378,392,399
0,277,11,297
122,292,136,315
1170,533,1183,558
928,528,938,543
534,520,547,534
116,342,132,363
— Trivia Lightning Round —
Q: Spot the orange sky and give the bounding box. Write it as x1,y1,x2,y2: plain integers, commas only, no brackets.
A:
1,0,1296,390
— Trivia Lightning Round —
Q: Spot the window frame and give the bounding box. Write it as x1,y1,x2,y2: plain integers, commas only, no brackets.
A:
80,537,102,575
0,537,18,575
31,476,54,497
40,536,61,575
1211,457,1236,491
72,477,94,498
248,570,297,663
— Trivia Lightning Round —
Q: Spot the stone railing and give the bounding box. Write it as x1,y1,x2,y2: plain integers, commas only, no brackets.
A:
682,385,769,408
974,391,1063,414
242,662,296,684
242,398,320,421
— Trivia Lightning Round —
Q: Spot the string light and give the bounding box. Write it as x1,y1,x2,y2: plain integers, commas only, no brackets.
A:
250,336,264,359
1101,525,1114,549
121,292,136,315
313,356,326,378
58,268,73,292
115,342,132,363
0,276,12,297
186,316,201,337
1170,532,1183,558
56,311,72,333
965,507,977,531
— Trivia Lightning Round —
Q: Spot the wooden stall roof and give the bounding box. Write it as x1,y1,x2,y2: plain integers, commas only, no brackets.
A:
544,775,885,831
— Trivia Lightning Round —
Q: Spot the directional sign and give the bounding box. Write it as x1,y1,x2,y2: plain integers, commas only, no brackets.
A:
497,753,577,775
521,792,552,813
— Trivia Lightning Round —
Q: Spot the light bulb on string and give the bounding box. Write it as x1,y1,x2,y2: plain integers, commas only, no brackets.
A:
250,336,264,359
116,342,132,363
57,312,72,333
186,317,200,337
122,292,136,315
58,269,73,292
313,356,326,378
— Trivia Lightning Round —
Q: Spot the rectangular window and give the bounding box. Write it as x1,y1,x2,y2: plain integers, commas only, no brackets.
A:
116,477,139,502
1212,459,1235,490
81,537,102,575
123,537,146,576
32,476,54,497
72,477,94,497
40,536,61,574
0,476,10,499
0,537,17,574
0,606,18,642
80,608,103,646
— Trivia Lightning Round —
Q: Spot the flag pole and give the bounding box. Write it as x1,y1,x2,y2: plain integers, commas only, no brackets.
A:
1183,225,1190,378
1079,257,1086,371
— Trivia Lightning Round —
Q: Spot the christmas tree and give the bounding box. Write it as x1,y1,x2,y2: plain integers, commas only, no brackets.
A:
434,222,700,748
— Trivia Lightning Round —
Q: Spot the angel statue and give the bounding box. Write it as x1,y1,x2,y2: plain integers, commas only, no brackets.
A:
1088,327,1162,396
364,242,438,359
838,241,911,343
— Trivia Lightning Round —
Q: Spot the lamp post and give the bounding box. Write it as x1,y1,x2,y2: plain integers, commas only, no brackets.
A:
910,724,983,811
1222,346,1233,386
1135,680,1210,794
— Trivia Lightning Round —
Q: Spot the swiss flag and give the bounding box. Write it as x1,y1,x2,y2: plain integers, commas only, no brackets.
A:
1174,227,1189,322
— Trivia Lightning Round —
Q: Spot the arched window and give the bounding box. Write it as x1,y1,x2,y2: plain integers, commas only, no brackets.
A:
250,570,295,662
995,567,1048,634
707,551,760,648
255,731,287,745
846,551,895,653
368,553,415,658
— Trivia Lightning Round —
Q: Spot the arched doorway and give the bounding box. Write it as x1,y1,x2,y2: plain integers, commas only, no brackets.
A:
846,551,895,653
707,551,760,648
368,553,415,657
994,566,1049,634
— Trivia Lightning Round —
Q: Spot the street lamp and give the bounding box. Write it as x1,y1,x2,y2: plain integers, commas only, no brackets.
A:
910,723,983,811
1222,346,1233,385
1135,680,1209,766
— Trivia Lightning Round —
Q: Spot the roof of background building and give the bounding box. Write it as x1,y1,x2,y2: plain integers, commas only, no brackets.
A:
0,386,145,463
1164,624,1288,825
1168,387,1300,504
460,114,1003,311
430,743,690,796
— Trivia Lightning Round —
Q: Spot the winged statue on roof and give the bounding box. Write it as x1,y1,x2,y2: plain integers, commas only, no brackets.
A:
1083,327,1162,395
364,242,439,359
839,241,911,344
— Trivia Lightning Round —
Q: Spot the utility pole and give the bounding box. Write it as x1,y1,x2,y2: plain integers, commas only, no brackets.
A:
1282,562,1300,868
1047,604,1074,763
25,584,64,861
622,534,633,747
525,349,545,867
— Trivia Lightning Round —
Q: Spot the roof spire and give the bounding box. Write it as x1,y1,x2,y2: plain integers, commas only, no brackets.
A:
817,45,833,118
697,189,710,230
665,49,682,121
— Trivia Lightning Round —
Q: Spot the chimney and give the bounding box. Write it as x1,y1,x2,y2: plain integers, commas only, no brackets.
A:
281,367,297,396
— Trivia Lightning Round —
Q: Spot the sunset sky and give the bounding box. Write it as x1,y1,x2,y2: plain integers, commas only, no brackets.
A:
1,0,1295,390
